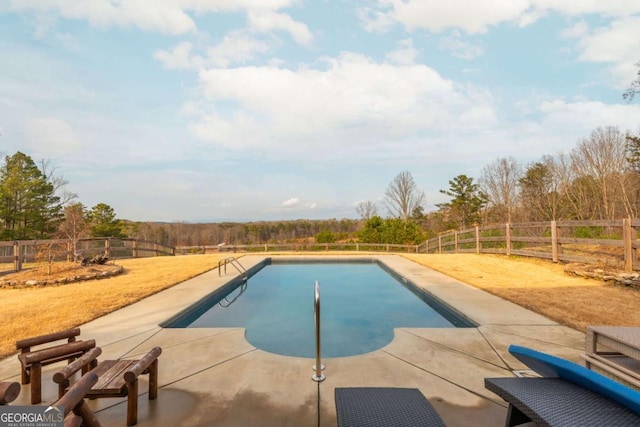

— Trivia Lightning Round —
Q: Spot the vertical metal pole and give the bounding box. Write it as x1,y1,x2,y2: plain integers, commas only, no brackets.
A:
312,281,325,382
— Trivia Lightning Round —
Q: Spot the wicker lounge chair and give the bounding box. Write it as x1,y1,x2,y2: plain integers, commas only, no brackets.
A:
334,387,446,427
485,345,640,426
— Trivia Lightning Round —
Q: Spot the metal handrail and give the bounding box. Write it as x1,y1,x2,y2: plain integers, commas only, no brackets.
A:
218,256,247,278
312,280,325,382
218,279,248,308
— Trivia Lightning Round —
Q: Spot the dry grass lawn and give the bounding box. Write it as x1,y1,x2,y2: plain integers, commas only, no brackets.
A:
402,253,640,332
0,254,229,359
3,252,640,360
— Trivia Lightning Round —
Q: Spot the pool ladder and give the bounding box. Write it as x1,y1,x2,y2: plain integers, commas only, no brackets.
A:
217,257,249,308
312,280,325,382
218,256,247,280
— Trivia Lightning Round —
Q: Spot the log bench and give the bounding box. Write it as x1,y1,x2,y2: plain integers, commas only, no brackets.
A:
56,372,102,427
0,381,20,405
16,328,96,404
54,347,162,426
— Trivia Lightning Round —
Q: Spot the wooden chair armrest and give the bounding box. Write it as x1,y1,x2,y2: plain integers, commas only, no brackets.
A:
124,347,162,383
56,372,98,414
16,328,81,352
0,382,20,404
54,347,102,384
24,340,96,365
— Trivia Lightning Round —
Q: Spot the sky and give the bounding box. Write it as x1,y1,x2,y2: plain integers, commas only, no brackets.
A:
1,1,639,223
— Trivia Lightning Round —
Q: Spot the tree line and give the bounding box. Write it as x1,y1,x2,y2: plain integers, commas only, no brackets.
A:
2,126,640,249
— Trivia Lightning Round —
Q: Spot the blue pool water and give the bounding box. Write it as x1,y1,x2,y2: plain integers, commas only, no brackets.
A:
166,261,473,358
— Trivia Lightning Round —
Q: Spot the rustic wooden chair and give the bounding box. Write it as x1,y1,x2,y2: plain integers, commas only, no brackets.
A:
16,327,97,404
0,381,20,405
54,346,162,426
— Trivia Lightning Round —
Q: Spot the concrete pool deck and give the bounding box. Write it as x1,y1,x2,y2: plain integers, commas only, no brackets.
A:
0,255,586,426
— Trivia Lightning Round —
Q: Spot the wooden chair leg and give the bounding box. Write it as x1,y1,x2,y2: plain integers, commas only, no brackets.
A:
126,379,139,426
74,401,102,427
21,365,30,385
58,379,69,400
31,363,42,404
148,360,158,400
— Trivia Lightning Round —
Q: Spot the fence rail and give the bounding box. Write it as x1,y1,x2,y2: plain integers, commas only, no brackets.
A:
425,219,639,272
0,238,175,272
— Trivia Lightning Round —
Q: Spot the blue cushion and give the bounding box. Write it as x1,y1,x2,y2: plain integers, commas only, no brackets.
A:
509,344,640,415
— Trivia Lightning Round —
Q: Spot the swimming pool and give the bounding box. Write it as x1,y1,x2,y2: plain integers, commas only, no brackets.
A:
163,259,475,358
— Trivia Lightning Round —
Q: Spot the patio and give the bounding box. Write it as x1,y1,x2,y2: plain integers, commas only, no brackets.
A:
0,255,586,426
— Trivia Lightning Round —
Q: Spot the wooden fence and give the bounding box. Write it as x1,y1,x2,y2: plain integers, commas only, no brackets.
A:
0,238,176,272
5,219,639,273
425,219,640,271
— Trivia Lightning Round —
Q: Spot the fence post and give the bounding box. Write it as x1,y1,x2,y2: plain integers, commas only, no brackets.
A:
104,238,111,258
623,218,635,272
438,235,442,254
13,241,22,272
454,231,459,253
356,243,359,251
67,241,73,262
475,226,480,254
505,223,512,256
551,220,558,263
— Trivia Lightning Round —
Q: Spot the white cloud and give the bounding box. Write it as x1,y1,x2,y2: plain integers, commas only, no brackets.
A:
156,33,272,70
2,0,302,35
531,0,640,17
206,32,272,67
282,197,300,207
437,31,484,59
361,0,531,34
359,0,640,34
247,10,313,45
155,42,202,70
4,0,196,34
190,52,498,159
537,99,640,134
573,16,640,88
560,21,589,39
385,39,419,65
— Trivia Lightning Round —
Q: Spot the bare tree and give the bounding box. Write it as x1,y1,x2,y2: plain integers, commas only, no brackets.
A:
384,171,425,222
58,202,89,260
479,157,521,223
39,159,77,205
570,126,628,220
518,154,573,221
356,201,378,220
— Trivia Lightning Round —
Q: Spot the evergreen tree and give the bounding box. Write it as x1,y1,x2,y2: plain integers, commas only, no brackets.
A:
438,175,488,229
87,203,125,237
358,215,424,245
0,152,62,239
